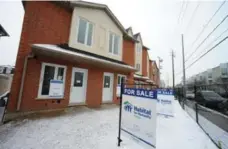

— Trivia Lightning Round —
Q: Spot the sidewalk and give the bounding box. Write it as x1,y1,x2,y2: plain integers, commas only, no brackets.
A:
156,100,217,149
0,101,217,149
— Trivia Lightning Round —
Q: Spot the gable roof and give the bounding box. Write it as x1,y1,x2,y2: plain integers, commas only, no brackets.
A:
126,27,133,36
134,32,150,50
151,60,158,70
59,1,137,42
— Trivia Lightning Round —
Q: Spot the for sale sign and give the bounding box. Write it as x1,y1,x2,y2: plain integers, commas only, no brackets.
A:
121,88,157,149
157,89,174,117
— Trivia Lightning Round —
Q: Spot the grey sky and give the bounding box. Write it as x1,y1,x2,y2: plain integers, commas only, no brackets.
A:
0,0,228,86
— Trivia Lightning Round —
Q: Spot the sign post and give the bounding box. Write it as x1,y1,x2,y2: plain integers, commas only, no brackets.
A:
118,79,157,149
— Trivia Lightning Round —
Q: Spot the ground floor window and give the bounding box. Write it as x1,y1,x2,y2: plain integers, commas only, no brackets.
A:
38,63,67,98
117,74,126,86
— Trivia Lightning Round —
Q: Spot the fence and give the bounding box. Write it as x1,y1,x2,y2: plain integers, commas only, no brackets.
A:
178,98,228,149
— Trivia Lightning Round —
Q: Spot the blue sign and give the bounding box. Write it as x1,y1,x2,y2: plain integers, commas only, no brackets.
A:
123,88,157,100
157,89,173,95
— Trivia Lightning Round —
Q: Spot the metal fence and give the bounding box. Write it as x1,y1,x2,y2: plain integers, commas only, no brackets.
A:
177,97,228,149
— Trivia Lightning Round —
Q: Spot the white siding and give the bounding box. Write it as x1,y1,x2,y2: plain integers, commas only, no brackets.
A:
135,40,142,75
69,7,123,61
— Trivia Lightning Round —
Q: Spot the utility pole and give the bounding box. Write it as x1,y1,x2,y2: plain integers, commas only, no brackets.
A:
181,34,186,109
171,50,175,89
157,56,163,87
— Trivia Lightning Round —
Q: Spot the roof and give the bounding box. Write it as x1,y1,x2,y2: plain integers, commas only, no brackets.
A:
125,27,132,32
134,74,150,80
56,1,137,42
32,43,136,72
0,24,9,37
152,60,158,69
133,33,150,50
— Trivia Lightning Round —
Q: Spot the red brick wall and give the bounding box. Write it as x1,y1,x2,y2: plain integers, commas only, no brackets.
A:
20,57,72,111
122,39,135,67
142,47,147,77
8,1,72,111
86,68,103,107
149,61,153,80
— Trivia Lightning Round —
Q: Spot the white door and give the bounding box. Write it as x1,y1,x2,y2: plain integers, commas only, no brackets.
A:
102,72,114,102
69,67,88,105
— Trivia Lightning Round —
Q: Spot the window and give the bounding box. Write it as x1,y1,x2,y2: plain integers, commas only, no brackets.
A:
104,76,111,88
117,75,126,85
38,63,66,98
109,32,120,55
77,18,93,46
136,63,140,71
73,72,84,87
137,43,142,53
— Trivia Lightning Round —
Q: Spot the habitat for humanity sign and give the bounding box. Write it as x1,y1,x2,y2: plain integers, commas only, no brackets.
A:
121,88,157,149
157,89,174,117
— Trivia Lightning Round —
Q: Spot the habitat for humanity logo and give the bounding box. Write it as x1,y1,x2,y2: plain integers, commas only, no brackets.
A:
124,101,151,119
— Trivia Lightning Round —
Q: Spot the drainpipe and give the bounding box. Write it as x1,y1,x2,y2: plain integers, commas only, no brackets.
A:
16,53,34,111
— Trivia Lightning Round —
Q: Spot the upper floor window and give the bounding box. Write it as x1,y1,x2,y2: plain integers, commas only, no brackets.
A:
137,43,142,53
77,18,93,46
136,63,140,71
109,32,120,55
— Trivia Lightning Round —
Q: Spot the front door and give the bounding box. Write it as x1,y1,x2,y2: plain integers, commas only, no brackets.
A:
69,67,88,105
102,72,114,102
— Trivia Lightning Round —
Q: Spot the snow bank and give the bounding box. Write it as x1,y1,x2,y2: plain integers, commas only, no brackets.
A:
185,105,228,149
0,102,217,149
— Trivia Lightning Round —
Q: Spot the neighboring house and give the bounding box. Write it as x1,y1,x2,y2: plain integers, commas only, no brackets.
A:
151,60,159,87
8,1,154,112
186,62,228,85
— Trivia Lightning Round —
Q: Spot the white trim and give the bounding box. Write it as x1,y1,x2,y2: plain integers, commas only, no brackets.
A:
108,32,120,56
76,16,94,47
37,62,67,99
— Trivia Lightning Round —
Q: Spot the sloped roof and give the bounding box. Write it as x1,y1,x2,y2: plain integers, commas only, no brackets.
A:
134,32,150,50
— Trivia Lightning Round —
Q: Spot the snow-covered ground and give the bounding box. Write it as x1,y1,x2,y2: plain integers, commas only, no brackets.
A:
0,100,217,149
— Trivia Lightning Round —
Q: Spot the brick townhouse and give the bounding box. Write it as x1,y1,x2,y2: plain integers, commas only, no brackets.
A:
150,60,160,87
8,1,155,112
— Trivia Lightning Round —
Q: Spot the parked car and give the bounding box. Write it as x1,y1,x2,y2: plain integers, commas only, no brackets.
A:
219,99,228,114
186,90,195,100
194,90,227,110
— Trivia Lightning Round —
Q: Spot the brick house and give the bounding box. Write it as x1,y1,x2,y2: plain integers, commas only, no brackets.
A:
8,1,153,112
150,60,160,87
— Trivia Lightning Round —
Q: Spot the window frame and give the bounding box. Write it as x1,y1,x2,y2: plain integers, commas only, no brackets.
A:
117,74,126,86
108,32,120,55
136,63,140,71
137,43,142,53
76,17,94,47
37,62,67,99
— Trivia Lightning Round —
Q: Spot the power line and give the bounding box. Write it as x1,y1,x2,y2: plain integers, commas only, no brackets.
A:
180,1,189,24
196,27,228,56
185,2,201,34
175,34,228,77
178,1,186,23
187,0,226,52
185,35,228,70
185,14,228,62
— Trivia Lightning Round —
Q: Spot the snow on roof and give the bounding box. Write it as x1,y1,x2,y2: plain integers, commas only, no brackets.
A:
134,74,150,80
32,44,136,71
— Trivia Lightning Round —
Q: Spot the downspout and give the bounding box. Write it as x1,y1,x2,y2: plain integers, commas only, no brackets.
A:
16,53,34,111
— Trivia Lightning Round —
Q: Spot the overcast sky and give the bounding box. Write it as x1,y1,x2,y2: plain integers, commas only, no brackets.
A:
0,0,228,86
